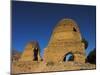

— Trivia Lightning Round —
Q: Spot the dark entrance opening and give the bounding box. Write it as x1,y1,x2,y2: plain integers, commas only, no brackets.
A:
33,48,38,61
63,52,74,62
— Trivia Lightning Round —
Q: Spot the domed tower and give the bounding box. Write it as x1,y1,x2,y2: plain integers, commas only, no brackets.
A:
20,41,41,61
43,18,86,63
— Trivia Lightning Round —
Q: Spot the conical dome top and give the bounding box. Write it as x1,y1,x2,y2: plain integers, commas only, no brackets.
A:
55,18,78,28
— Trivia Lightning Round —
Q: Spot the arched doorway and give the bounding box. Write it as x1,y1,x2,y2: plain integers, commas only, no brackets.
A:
33,48,38,61
63,52,74,62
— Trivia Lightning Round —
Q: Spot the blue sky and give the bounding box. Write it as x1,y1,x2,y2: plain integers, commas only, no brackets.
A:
12,1,96,57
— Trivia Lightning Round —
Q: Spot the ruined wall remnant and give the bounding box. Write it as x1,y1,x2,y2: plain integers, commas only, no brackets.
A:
20,41,41,61
43,18,86,63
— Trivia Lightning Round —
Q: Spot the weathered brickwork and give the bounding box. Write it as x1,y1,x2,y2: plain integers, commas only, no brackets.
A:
44,18,86,63
20,41,41,61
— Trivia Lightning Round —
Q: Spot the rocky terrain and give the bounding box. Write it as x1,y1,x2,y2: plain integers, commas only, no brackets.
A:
12,61,96,74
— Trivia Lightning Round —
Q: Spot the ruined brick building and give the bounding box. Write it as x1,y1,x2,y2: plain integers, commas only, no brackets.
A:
20,41,41,61
12,18,95,74
43,18,86,63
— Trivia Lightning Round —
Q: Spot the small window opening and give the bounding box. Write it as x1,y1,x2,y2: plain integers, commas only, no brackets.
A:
73,27,77,32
